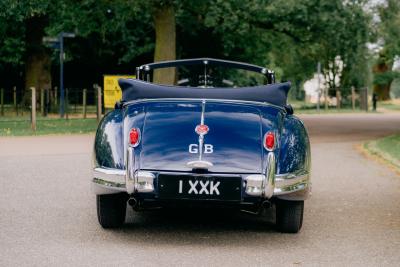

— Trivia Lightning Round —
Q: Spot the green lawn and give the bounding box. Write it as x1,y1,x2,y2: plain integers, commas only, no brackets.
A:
364,134,400,169
379,101,400,111
295,108,367,114
287,100,370,114
0,118,98,136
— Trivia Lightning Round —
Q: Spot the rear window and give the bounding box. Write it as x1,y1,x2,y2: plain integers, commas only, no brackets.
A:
148,65,267,88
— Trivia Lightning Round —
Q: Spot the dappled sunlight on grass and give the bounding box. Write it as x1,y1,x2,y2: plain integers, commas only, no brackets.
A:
379,99,400,111
365,134,400,170
0,118,98,136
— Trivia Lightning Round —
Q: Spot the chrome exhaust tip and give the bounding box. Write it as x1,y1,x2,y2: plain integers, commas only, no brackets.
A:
128,197,137,207
262,200,272,209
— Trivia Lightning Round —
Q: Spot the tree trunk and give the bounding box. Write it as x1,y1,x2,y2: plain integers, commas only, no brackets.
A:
373,61,392,100
373,52,393,101
373,83,391,100
23,16,52,106
153,5,176,85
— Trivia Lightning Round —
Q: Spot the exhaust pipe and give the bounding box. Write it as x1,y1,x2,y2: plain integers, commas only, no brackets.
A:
128,197,137,207
240,200,272,215
262,200,271,209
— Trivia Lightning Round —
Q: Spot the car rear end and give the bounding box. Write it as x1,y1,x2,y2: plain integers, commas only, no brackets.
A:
93,98,310,232
124,99,279,202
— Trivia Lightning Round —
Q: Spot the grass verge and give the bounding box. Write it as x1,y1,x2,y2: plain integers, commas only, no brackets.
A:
295,108,368,114
379,99,400,111
363,134,400,171
0,118,98,136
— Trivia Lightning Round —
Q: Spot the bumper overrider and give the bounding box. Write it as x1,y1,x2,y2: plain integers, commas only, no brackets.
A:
92,150,311,201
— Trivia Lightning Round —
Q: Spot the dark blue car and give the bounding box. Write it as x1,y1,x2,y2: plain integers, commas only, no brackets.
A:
92,58,311,233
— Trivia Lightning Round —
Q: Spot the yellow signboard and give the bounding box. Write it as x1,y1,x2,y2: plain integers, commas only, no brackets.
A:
103,75,135,108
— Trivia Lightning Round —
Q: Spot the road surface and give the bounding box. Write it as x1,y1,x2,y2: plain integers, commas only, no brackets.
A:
0,113,399,266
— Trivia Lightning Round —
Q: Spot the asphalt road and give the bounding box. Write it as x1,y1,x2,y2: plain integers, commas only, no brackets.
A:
0,113,399,266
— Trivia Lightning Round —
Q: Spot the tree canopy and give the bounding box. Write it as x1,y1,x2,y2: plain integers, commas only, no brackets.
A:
0,0,398,100
372,0,400,99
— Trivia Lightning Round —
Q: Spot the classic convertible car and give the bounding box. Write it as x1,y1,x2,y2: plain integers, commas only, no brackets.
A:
92,58,311,233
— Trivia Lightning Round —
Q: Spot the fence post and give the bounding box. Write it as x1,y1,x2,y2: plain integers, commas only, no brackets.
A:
74,88,78,113
45,88,50,116
336,90,341,110
359,88,368,112
0,88,4,116
95,85,98,118
40,89,45,116
65,88,69,120
324,87,328,110
82,88,87,119
31,87,36,131
97,85,102,122
54,86,58,106
13,86,18,116
351,87,356,110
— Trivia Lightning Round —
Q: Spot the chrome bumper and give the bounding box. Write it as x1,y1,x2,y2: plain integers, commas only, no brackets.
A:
92,168,126,194
275,170,310,195
274,170,311,201
92,166,310,200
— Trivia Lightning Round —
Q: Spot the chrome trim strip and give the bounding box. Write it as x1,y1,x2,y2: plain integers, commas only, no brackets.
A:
123,98,286,112
264,152,276,199
274,171,310,195
91,178,126,195
92,167,126,195
275,169,309,180
152,171,242,178
198,100,206,161
92,178,125,189
186,160,213,169
93,167,125,184
200,99,206,125
126,146,135,194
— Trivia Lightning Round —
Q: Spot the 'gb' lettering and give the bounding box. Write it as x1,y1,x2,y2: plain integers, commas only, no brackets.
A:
204,144,213,154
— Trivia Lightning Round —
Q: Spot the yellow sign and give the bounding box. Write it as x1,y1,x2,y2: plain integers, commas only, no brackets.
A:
103,75,135,108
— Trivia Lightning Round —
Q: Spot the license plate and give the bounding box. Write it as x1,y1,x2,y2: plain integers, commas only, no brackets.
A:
158,174,242,201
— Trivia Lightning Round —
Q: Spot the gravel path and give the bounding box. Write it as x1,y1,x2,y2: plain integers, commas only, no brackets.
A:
0,113,399,266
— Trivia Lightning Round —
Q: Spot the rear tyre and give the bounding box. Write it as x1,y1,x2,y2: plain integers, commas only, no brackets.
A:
96,193,127,228
276,199,304,233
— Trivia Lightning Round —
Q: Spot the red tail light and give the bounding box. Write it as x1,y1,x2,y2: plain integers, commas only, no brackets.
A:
264,132,275,151
129,128,140,147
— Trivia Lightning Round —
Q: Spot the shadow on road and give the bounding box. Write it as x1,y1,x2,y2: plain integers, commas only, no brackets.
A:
98,207,296,247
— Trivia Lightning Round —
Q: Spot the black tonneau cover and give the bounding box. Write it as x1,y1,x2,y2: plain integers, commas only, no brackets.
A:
119,79,290,107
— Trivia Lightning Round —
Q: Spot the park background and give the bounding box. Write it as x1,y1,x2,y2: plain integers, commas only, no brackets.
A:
0,0,399,141
1,1,400,265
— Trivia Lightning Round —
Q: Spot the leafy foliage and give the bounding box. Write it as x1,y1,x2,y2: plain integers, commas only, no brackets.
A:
0,0,386,99
376,0,400,63
371,0,400,99
374,71,400,86
0,0,50,67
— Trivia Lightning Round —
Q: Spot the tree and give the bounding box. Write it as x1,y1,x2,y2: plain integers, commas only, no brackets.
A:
305,0,371,97
24,15,51,102
0,0,52,104
152,1,176,85
0,0,375,102
372,0,400,100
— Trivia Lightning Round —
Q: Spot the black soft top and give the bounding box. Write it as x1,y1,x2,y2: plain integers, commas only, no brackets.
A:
118,79,291,107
